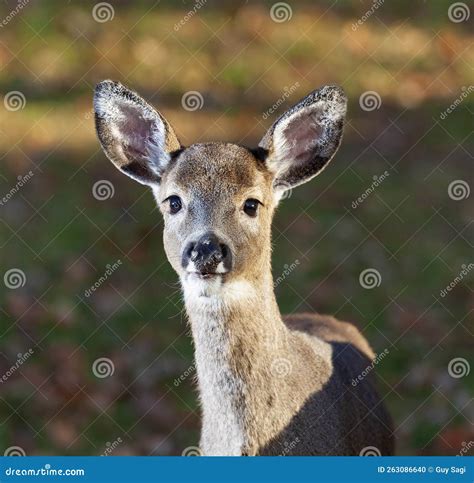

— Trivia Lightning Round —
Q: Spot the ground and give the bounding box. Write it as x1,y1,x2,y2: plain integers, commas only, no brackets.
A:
0,1,472,456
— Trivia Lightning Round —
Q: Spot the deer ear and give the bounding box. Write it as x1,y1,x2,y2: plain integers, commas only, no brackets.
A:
94,80,181,186
259,85,347,194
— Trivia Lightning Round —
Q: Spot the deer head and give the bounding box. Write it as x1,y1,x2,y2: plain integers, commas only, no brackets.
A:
94,81,347,300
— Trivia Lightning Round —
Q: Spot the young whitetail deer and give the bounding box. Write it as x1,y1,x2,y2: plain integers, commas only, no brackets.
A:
94,80,394,456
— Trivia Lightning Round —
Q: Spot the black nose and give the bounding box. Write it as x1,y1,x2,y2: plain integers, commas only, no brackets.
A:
182,233,231,275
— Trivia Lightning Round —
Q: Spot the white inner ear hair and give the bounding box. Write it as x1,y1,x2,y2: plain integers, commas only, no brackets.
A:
145,121,170,175
271,98,346,175
95,88,170,176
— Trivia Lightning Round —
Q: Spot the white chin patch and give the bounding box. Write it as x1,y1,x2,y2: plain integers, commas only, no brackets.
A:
183,273,224,299
181,273,255,308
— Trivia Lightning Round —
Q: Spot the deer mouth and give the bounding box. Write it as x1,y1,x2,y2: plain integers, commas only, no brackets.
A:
198,272,220,279
187,271,224,280
185,258,229,280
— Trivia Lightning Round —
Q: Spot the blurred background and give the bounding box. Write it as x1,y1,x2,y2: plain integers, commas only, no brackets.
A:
0,0,472,456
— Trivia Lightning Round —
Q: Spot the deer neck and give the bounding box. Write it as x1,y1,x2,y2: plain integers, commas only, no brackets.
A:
181,268,288,455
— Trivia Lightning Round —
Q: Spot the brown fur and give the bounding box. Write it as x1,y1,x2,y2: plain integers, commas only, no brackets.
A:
93,80,394,456
284,312,375,359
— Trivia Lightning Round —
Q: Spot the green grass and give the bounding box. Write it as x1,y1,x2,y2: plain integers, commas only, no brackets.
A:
0,1,472,456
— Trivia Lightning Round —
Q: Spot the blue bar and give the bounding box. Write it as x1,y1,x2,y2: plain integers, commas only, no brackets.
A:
0,457,472,482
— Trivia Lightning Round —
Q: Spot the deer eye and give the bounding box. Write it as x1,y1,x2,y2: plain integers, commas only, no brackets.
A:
166,195,182,214
243,198,260,217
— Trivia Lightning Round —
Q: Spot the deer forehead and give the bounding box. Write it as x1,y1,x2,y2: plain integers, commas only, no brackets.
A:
161,143,272,202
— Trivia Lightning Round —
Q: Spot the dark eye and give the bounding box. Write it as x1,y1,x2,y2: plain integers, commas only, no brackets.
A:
243,198,260,217
167,195,182,214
